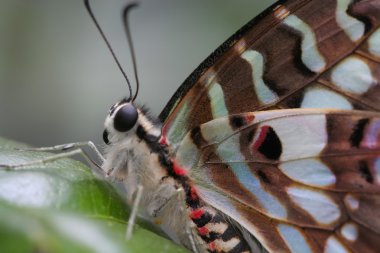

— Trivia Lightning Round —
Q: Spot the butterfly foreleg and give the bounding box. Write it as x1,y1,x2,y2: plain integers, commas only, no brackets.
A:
17,141,105,163
0,141,105,176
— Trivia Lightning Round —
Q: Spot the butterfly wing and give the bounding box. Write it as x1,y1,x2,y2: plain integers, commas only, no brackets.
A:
176,109,380,252
160,0,380,149
159,0,380,252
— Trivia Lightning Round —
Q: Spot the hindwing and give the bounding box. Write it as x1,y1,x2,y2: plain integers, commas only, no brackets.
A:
176,110,380,252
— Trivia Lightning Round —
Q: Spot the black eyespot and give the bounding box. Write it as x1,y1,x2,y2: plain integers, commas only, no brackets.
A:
114,103,138,132
103,129,110,144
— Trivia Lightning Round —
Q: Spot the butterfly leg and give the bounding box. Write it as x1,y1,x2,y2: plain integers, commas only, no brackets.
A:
126,184,143,240
0,142,105,176
16,141,105,164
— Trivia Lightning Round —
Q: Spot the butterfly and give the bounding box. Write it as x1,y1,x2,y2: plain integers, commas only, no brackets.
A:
98,0,380,252
3,0,380,252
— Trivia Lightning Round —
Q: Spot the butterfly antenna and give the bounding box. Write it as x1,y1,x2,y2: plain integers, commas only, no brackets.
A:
123,3,140,102
84,0,133,100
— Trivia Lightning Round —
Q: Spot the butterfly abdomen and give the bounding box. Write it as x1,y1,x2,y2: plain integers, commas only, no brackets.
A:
147,143,251,251
186,187,253,253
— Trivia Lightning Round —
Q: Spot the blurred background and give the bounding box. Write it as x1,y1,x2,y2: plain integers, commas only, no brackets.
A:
0,0,275,148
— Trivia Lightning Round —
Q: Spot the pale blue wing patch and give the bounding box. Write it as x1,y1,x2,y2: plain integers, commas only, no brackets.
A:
200,117,236,147
286,186,341,225
276,224,313,253
208,83,229,119
340,222,359,242
279,158,336,187
344,194,360,212
331,56,375,95
240,50,279,104
324,236,350,253
335,0,365,42
225,162,287,219
301,86,353,110
282,15,326,73
368,28,380,57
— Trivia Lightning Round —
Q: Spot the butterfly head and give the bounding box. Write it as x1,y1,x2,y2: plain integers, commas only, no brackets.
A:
101,97,163,190
103,98,161,146
103,98,139,145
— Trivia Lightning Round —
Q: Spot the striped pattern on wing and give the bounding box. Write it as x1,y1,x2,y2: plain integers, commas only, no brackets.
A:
160,0,380,149
175,109,380,253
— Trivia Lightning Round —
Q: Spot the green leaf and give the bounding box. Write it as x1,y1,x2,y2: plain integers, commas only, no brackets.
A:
0,137,189,253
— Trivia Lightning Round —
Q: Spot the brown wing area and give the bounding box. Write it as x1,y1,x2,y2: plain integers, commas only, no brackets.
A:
161,0,380,148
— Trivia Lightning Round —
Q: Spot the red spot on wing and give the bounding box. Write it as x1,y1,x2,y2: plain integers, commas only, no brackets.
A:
172,160,187,176
252,125,269,150
160,124,168,145
197,226,209,236
159,135,167,145
244,114,255,124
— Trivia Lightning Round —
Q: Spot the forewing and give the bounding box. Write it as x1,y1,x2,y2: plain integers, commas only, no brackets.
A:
160,0,380,148
175,109,380,252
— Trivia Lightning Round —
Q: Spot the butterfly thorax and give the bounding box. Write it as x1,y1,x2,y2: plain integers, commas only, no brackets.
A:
101,100,257,253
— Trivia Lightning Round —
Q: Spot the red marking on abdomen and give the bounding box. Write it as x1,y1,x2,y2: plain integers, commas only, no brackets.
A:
208,241,216,251
189,208,205,220
252,125,269,150
197,226,209,236
172,160,187,176
190,186,199,200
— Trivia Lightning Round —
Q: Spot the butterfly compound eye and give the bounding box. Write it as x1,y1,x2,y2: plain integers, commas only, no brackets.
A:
114,103,138,132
